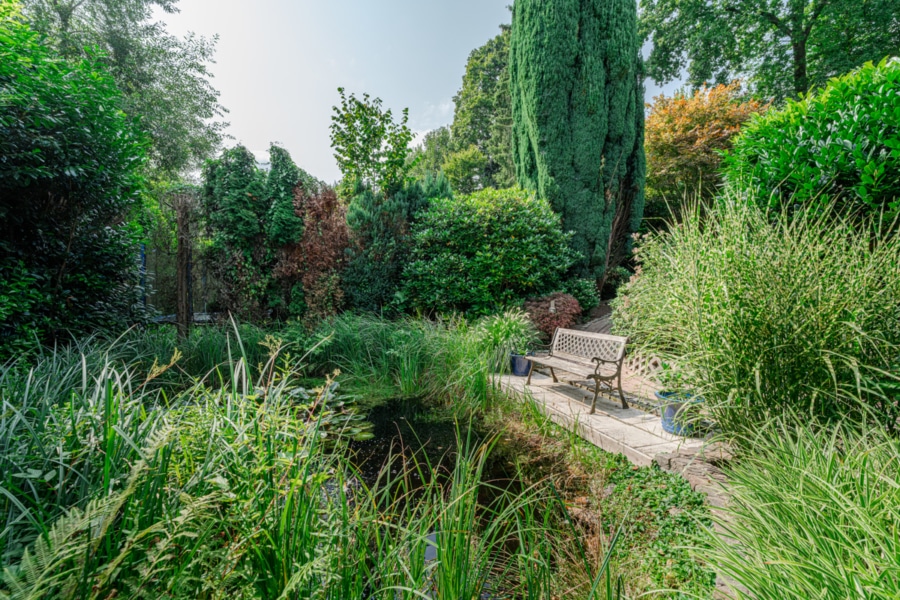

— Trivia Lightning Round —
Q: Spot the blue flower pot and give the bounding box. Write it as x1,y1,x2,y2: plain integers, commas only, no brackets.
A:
510,353,534,377
656,391,702,436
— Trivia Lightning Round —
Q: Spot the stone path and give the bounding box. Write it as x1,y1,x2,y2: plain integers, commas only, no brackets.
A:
497,368,730,508
498,372,705,466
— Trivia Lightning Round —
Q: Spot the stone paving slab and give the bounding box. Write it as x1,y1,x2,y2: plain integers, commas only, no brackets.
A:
498,373,705,467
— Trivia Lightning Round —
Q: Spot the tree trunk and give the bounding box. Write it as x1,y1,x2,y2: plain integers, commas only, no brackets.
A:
174,196,193,339
792,37,809,96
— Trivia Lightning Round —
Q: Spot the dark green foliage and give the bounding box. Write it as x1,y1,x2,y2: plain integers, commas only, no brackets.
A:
265,144,316,248
510,0,646,281
201,144,329,323
640,0,900,101
0,4,148,357
344,175,452,313
201,146,270,318
451,27,515,189
725,58,900,217
330,87,415,196
403,188,578,316
22,0,226,175
559,278,601,312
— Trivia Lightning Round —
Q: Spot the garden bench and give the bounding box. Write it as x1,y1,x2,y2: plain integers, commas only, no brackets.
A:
527,328,629,413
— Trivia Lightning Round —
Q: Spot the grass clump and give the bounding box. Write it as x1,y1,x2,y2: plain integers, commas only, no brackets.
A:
305,309,538,411
613,198,900,435
1,325,634,599
703,417,900,599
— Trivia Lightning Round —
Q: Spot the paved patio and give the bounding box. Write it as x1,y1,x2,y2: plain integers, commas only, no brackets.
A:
497,371,705,467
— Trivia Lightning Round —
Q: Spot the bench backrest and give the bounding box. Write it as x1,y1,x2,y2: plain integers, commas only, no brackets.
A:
550,328,628,364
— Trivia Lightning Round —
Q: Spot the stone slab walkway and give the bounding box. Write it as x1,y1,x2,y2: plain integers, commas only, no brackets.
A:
498,372,705,467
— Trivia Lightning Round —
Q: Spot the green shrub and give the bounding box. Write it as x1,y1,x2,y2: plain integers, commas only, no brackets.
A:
0,3,148,356
613,198,900,435
724,58,900,217
403,188,578,316
343,175,452,313
703,418,900,599
560,278,601,312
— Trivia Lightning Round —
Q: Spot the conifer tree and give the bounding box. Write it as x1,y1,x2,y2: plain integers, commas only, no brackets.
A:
510,0,646,280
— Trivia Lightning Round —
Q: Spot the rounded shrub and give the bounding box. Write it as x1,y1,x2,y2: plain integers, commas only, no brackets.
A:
524,293,582,340
560,278,601,312
724,58,900,217
403,188,578,315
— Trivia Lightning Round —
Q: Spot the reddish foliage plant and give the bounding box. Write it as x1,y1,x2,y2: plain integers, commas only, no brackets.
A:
646,82,768,205
274,186,349,327
524,292,582,340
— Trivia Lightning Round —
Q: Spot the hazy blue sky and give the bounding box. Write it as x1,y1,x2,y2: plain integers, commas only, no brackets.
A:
161,1,679,182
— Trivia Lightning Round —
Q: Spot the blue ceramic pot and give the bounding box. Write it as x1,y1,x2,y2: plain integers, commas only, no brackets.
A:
510,353,534,377
655,391,702,436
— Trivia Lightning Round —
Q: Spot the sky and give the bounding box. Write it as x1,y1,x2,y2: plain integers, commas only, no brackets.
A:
160,1,681,183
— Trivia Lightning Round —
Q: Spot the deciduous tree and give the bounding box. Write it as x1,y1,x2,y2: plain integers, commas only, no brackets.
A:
22,0,226,175
330,88,415,196
640,0,900,100
645,82,767,217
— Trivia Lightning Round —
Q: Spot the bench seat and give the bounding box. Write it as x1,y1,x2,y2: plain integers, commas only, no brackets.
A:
526,328,629,412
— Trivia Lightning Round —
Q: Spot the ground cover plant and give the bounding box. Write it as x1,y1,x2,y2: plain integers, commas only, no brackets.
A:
614,197,900,436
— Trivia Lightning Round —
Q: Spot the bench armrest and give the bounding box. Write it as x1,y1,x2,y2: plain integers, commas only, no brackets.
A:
591,357,619,365
592,356,624,375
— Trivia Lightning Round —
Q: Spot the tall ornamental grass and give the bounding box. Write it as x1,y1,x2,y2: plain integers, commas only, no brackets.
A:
703,418,900,599
613,198,900,435
1,326,624,599
306,310,539,411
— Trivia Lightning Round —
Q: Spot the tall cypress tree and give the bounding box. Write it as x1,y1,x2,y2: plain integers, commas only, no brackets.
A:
510,0,646,281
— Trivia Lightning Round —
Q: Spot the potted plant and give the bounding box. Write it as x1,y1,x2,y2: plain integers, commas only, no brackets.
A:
510,346,534,377
654,363,702,436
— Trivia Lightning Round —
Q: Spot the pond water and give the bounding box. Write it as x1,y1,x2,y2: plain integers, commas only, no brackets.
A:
348,398,521,596
349,398,469,489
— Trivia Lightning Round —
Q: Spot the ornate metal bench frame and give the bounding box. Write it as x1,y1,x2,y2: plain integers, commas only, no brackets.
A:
526,328,629,413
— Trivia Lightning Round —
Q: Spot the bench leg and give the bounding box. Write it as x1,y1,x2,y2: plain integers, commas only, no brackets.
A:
590,381,600,414
526,362,533,385
618,377,629,410
549,367,558,383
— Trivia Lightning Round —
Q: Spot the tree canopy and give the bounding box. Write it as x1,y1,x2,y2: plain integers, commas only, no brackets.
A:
21,0,226,174
0,1,148,355
640,0,900,100
645,82,767,209
330,88,415,196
